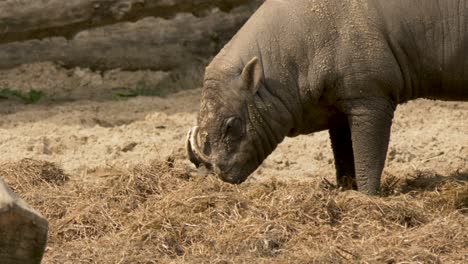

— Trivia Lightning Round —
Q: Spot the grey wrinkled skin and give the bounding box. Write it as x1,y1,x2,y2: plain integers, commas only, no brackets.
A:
187,0,468,195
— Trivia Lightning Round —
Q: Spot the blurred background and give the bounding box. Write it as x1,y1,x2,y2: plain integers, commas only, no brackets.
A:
0,0,263,100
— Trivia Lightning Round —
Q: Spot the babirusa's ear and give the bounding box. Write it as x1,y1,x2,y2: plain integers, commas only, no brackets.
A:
241,57,262,94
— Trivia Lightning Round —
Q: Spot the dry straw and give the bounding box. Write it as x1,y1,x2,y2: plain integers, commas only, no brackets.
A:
1,158,466,263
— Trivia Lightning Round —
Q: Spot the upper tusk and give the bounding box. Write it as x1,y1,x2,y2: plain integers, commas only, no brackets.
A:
188,126,210,164
186,127,200,167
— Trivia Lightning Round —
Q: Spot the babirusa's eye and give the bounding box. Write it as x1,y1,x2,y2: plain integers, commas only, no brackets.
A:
225,117,243,139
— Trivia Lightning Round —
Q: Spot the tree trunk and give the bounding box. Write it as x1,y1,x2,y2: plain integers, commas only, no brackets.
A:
0,4,259,72
0,178,48,264
0,0,250,44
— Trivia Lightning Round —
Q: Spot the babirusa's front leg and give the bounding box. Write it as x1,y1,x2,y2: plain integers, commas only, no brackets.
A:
341,98,395,195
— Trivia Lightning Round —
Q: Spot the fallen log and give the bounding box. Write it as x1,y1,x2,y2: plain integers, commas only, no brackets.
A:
0,177,48,264
0,0,250,44
0,4,258,71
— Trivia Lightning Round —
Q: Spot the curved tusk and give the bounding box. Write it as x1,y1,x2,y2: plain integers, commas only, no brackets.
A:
186,128,200,167
188,126,211,165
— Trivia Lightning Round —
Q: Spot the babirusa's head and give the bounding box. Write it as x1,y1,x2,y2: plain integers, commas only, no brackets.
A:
187,57,288,184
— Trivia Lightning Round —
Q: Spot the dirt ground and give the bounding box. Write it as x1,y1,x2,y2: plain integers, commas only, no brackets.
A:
0,63,467,263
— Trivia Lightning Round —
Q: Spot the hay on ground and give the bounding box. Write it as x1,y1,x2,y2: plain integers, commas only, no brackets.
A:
1,158,466,263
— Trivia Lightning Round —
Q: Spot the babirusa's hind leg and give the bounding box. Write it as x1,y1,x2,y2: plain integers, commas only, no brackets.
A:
341,98,395,195
329,115,356,190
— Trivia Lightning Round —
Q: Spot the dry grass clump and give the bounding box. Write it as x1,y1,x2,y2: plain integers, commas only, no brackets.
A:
0,158,69,192
2,158,466,263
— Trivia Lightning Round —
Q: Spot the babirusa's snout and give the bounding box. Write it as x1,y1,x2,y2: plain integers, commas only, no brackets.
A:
187,127,252,184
